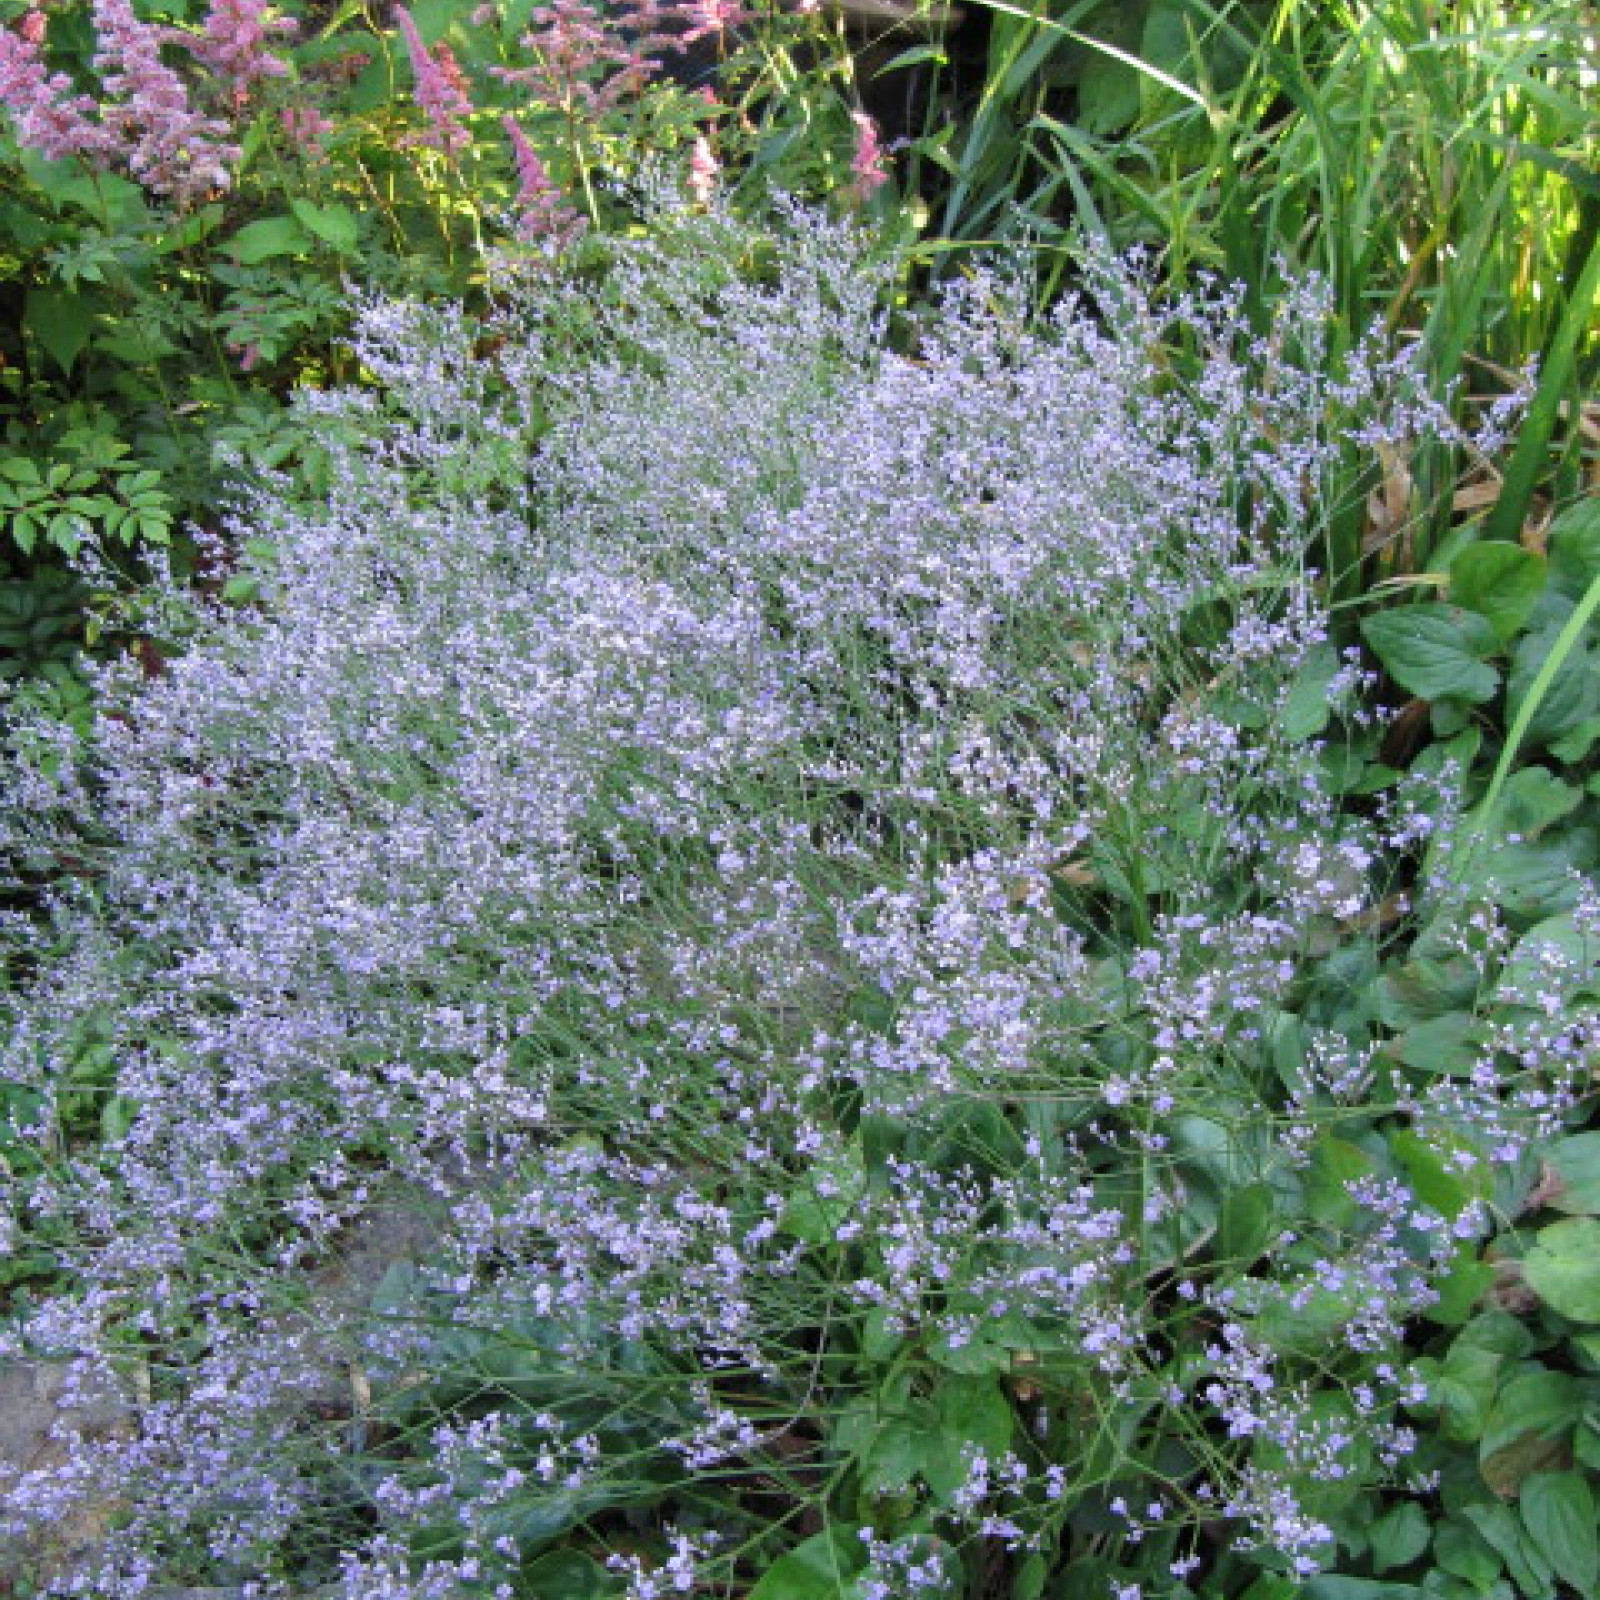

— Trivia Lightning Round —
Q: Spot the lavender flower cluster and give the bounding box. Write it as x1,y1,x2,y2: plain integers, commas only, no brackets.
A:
0,204,1568,1596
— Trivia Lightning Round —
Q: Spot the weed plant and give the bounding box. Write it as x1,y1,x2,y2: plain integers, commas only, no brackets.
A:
2,204,1594,1598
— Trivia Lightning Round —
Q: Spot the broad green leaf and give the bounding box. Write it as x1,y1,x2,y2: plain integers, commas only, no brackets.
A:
228,215,312,264
1542,1132,1600,1216
1387,1012,1487,1074
1303,1576,1423,1598
1480,1366,1580,1495
517,1551,620,1598
1283,641,1341,738
1217,1179,1276,1263
1495,767,1584,839
1453,834,1593,925
25,289,93,373
1011,1552,1048,1600
290,197,361,254
1451,542,1548,645
1474,1499,1555,1594
1551,715,1600,763
1520,1471,1598,1597
1507,617,1600,747
747,1527,864,1600
1392,1129,1484,1221
1369,1501,1431,1573
780,1146,865,1244
1426,1342,1502,1442
1377,952,1480,1027
1428,1244,1494,1327
1361,605,1501,705
925,1322,1014,1374
923,1375,1014,1498
1456,1311,1535,1360
20,148,143,218
1307,1137,1375,1229
1549,497,1600,599
858,1417,926,1494
1432,1518,1503,1588
1524,1218,1600,1322
1499,914,1600,1007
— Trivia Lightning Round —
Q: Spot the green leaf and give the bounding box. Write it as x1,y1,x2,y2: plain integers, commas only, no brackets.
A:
1392,1129,1484,1222
1217,1179,1276,1263
1474,1500,1555,1595
1506,616,1600,748
1428,1244,1494,1327
858,1417,926,1494
1551,715,1600,763
1495,767,1584,840
1361,605,1501,705
20,149,144,218
1011,1552,1048,1600
1303,1578,1423,1599
1425,1342,1502,1442
780,1146,865,1244
1541,1132,1600,1216
1550,498,1600,598
513,1551,619,1598
228,215,313,264
1282,642,1341,739
1524,1218,1600,1322
1433,1518,1503,1588
25,289,93,374
1520,1471,1598,1597
747,1527,865,1600
1387,1013,1487,1075
938,1375,1013,1462
1499,914,1600,1006
1480,1366,1580,1496
1377,952,1481,1027
1451,542,1548,645
1370,1502,1432,1573
290,197,361,254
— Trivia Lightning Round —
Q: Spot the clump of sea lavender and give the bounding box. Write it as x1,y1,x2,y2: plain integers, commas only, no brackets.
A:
0,202,1565,1597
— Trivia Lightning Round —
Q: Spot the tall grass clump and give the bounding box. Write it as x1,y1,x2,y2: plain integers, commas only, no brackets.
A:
0,206,1589,1598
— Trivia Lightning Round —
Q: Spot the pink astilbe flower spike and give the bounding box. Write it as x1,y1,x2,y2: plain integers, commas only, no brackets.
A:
679,0,750,44
502,113,585,248
687,133,718,205
281,101,334,157
0,19,116,164
848,109,890,201
176,0,297,110
395,7,474,156
92,0,238,202
493,0,685,118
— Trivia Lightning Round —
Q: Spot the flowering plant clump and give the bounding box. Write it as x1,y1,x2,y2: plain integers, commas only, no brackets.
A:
0,204,1594,1598
0,0,892,703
